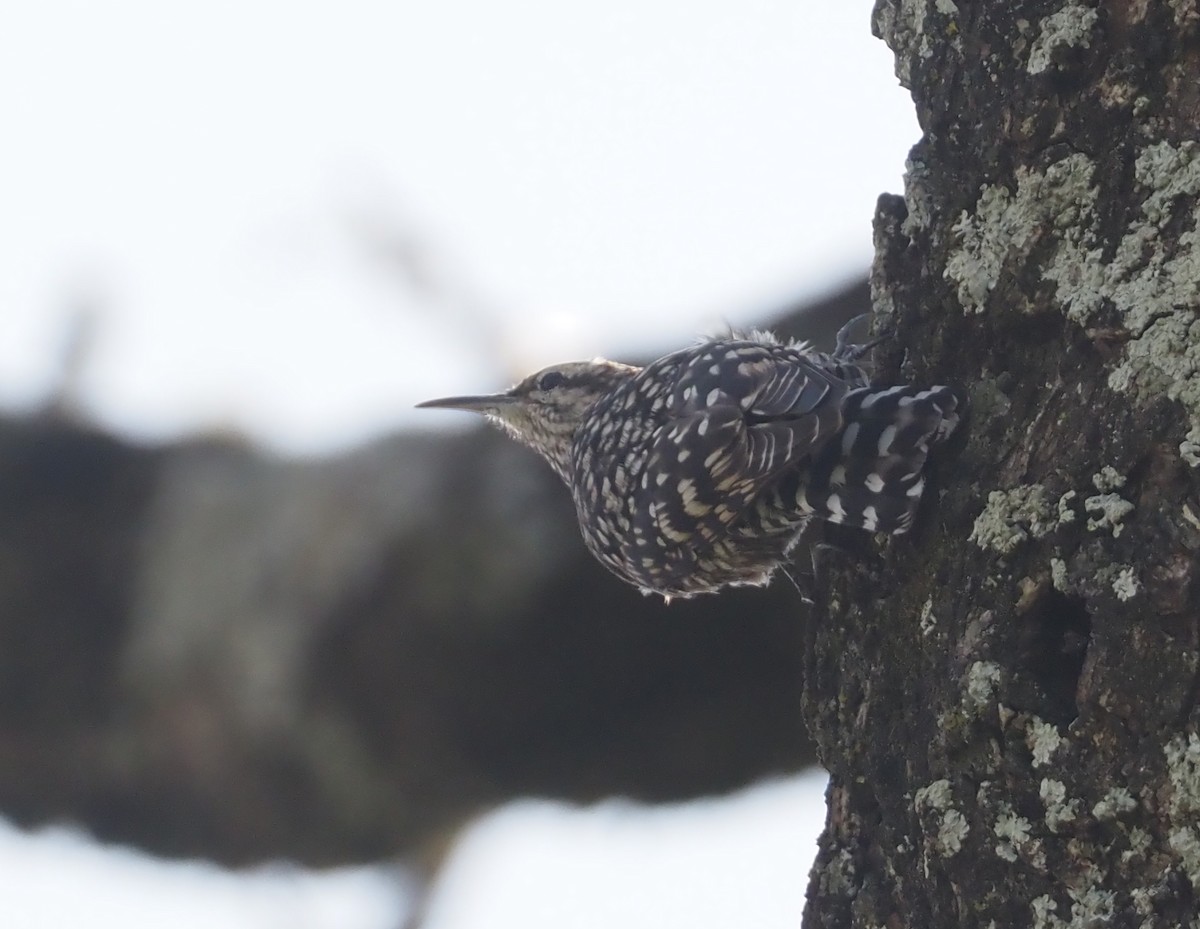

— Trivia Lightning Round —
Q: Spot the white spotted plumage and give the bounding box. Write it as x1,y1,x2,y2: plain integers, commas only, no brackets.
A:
419,327,961,599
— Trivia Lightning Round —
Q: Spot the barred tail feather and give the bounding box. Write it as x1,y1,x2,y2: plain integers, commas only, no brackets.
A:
799,385,960,534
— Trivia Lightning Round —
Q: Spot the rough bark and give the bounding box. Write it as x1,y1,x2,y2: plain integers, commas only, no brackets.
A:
802,3,1200,927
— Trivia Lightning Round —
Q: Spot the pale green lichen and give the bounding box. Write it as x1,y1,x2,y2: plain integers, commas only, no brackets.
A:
1067,877,1117,925
1168,0,1200,27
1057,490,1078,524
1123,826,1152,862
1092,466,1126,492
970,485,1057,553
946,155,1097,314
994,802,1038,864
914,779,954,811
937,809,969,856
1166,733,1200,889
1028,717,1064,767
994,819,1028,862
1085,493,1134,536
1040,778,1081,832
1112,565,1140,601
1050,557,1069,592
1055,144,1200,464
916,781,970,856
1166,732,1200,815
1031,895,1061,929
1026,1,1098,75
1033,876,1119,927
1182,426,1200,468
820,847,857,896
965,660,1002,709
1132,887,1158,918
947,143,1200,468
902,152,938,235
1169,826,1200,891
1137,141,1200,222
1092,786,1137,820
1052,143,1200,330
919,596,937,636
873,0,960,89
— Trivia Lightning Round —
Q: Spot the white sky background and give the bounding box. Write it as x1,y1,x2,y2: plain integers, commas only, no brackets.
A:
1,771,829,929
2,0,917,452
1,1,916,925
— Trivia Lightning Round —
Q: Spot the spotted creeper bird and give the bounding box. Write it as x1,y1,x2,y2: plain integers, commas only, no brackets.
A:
419,323,959,599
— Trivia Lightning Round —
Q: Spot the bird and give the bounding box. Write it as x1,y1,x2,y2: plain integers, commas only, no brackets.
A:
418,323,960,600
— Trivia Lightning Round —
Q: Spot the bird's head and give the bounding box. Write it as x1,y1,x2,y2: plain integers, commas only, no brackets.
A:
418,359,639,479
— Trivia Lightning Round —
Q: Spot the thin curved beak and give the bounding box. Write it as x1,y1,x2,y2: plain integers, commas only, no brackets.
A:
415,393,516,413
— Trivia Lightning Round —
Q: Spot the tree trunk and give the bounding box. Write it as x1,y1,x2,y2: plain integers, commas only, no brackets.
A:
801,2,1200,926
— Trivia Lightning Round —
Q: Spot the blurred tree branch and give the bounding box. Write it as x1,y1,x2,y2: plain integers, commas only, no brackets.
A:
0,279,869,871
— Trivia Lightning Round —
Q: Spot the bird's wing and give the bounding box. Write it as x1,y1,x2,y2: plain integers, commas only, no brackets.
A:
666,341,852,484
622,343,853,574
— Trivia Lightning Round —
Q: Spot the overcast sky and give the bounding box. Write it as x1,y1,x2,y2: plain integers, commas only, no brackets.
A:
2,0,917,451
2,2,914,926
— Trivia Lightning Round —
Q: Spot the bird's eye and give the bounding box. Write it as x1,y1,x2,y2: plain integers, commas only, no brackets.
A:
537,371,567,391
